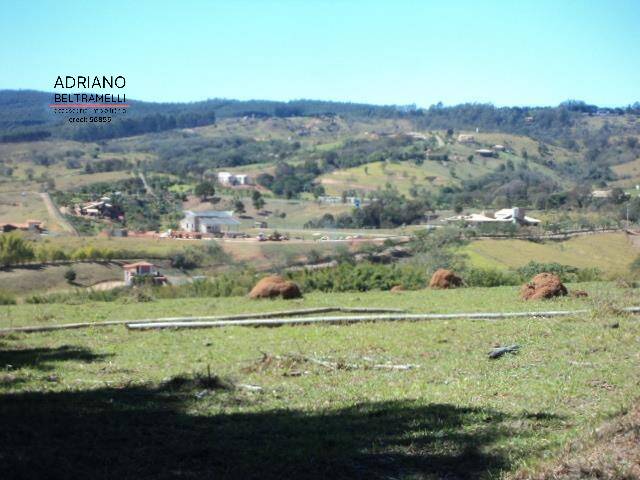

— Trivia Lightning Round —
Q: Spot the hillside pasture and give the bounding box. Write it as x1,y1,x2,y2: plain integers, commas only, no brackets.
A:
318,160,456,196
0,191,62,231
612,156,640,187
463,233,637,276
0,262,122,296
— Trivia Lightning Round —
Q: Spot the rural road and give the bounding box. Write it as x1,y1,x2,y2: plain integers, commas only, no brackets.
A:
40,192,78,236
89,280,125,291
138,172,156,197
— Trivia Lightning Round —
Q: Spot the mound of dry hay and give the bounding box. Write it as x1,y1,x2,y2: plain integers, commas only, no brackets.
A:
248,275,302,300
520,272,568,300
429,269,463,289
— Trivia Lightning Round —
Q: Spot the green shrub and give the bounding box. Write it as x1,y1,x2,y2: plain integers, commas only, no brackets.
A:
288,262,427,293
25,288,125,305
0,233,35,267
463,268,520,287
630,255,640,277
574,267,601,282
0,290,16,305
64,268,77,284
171,244,230,270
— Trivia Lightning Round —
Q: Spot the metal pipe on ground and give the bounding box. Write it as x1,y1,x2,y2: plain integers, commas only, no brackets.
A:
0,307,406,335
126,307,640,331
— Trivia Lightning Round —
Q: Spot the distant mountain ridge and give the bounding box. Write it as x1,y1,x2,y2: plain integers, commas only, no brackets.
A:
1,89,639,144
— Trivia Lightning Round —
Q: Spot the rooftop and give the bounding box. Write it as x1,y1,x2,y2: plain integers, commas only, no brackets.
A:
123,261,156,270
183,210,236,218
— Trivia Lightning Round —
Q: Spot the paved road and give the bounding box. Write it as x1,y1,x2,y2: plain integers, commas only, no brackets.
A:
40,192,78,236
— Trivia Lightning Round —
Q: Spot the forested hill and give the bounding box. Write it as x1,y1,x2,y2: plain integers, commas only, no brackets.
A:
0,90,408,142
1,89,639,144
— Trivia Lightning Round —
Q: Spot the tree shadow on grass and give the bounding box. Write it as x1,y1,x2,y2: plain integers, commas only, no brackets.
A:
0,345,110,371
0,263,46,273
0,379,563,480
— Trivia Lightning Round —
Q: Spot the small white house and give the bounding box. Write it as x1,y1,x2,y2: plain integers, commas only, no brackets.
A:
217,172,251,186
458,134,475,143
591,189,613,199
475,149,496,157
234,174,249,185
493,207,541,225
180,210,241,233
123,261,167,286
217,172,234,185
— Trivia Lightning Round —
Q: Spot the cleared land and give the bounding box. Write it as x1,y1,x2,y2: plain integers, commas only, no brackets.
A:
0,262,123,296
612,156,640,188
463,233,638,276
0,283,639,478
319,160,455,195
0,190,64,231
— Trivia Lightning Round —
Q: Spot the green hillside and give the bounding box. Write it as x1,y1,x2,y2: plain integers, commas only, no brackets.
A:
463,233,637,276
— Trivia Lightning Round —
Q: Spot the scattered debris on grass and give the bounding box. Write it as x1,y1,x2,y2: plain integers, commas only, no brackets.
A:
161,366,234,392
248,275,302,299
236,383,263,392
429,269,463,289
488,344,520,359
589,380,615,391
570,290,589,298
243,352,419,376
521,273,568,300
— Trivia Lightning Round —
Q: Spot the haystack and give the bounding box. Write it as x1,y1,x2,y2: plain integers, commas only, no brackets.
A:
520,272,568,300
429,269,463,289
248,275,302,300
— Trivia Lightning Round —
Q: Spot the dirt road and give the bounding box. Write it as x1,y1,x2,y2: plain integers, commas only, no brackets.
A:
40,192,78,236
138,172,156,197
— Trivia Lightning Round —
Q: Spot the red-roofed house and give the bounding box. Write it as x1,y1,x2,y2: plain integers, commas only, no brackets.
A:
123,261,167,286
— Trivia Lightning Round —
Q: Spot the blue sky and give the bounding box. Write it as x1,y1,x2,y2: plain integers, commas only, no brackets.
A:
1,0,639,106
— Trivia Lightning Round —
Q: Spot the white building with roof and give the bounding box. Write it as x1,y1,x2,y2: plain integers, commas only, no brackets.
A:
446,207,540,226
179,210,241,233
217,172,251,186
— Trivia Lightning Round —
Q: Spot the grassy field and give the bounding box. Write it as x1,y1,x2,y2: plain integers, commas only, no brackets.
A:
458,131,577,163
317,148,564,197
612,156,640,188
0,190,54,227
318,160,456,195
0,283,639,478
0,262,123,296
0,281,635,328
463,233,638,277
